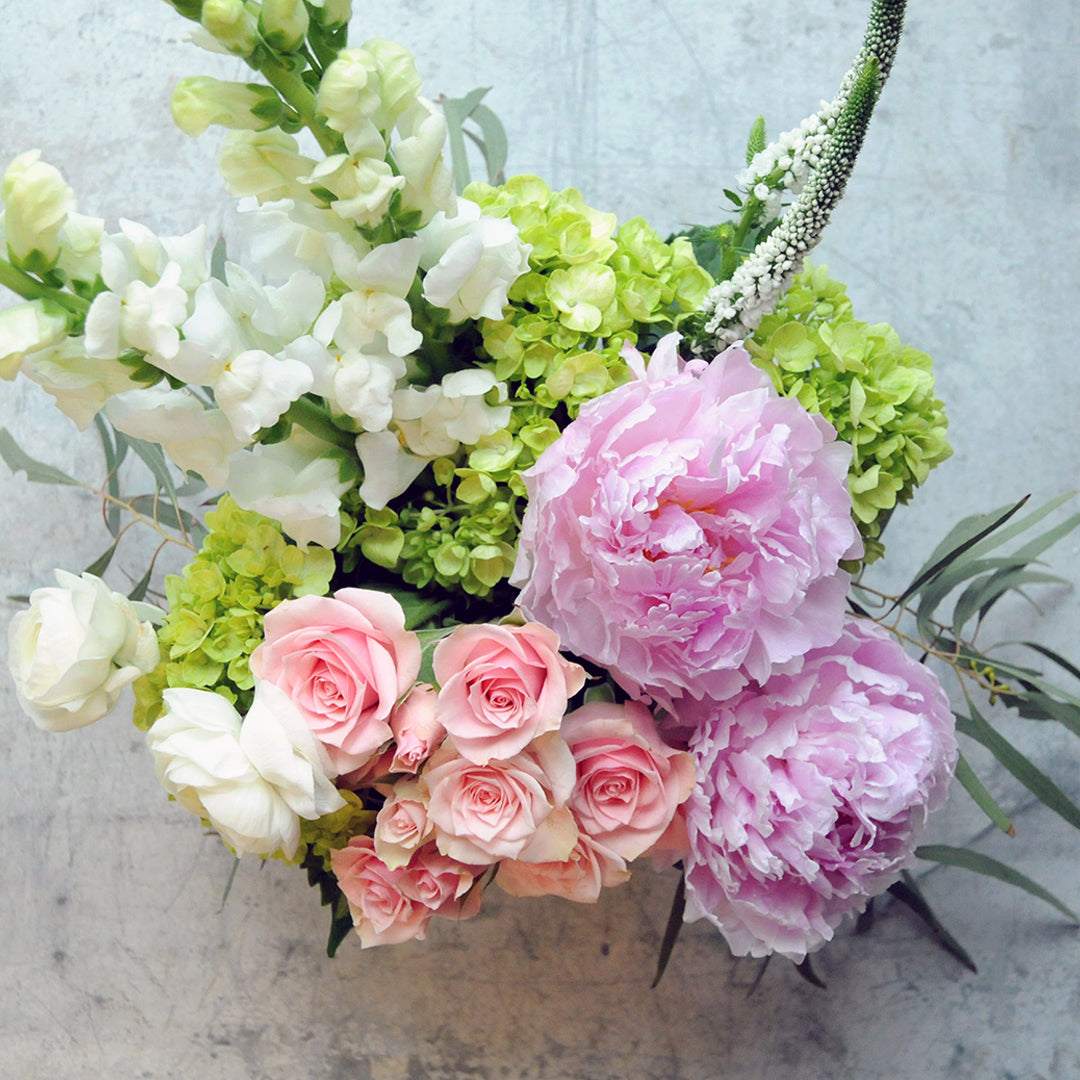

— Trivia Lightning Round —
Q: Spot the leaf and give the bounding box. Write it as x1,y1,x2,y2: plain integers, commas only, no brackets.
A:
326,893,355,958
130,494,205,538
955,704,1080,831
953,752,1014,835
651,864,686,988
210,234,228,283
127,437,180,507
0,428,81,486
84,540,119,578
962,492,1074,563
128,561,154,603
218,856,241,911
469,102,508,185
94,414,128,536
1015,642,1080,686
892,496,1029,611
915,844,1078,922
793,956,827,989
441,87,493,194
888,872,977,972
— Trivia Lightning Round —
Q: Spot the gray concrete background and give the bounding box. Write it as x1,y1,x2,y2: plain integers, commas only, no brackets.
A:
1,2,1079,1078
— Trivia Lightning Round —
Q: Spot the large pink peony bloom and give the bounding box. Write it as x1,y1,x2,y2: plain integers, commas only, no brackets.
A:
511,334,859,709
679,617,957,961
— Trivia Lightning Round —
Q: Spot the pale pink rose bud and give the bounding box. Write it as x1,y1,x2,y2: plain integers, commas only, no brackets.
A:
496,830,630,904
433,621,586,764
250,587,421,776
374,780,434,869
389,683,445,773
422,732,579,865
561,700,696,862
330,837,480,948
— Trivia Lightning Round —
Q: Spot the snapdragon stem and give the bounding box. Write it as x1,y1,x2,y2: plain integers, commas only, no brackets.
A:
0,257,88,315
257,57,340,156
284,395,356,451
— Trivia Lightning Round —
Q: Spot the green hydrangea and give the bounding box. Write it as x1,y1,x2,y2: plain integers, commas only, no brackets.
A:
275,790,379,869
336,176,713,601
747,264,951,562
131,495,335,729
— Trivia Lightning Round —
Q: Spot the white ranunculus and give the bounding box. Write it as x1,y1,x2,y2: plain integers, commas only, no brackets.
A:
7,570,161,733
0,299,68,380
106,387,245,486
1,149,75,270
146,685,343,859
21,337,136,429
226,427,355,549
418,197,531,322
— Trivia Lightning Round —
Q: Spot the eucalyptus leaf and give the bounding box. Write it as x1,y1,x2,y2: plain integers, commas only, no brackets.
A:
128,561,154,603
955,704,1080,831
887,872,977,972
915,844,1078,922
0,428,81,486
651,864,686,989
129,494,205,539
84,540,119,578
469,102,508,184
953,752,1014,835
793,956,827,989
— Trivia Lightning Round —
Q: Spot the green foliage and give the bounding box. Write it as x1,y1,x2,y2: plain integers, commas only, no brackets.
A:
747,264,951,561
131,495,334,729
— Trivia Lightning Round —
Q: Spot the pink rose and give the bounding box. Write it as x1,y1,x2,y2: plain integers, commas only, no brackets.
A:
250,588,421,775
331,837,479,948
374,780,434,869
680,617,957,961
432,622,585,763
422,732,578,865
562,701,696,861
511,334,860,710
496,830,630,903
389,683,445,773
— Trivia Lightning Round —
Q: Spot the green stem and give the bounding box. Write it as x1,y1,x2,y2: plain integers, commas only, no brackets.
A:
284,395,357,450
0,257,89,315
257,55,341,155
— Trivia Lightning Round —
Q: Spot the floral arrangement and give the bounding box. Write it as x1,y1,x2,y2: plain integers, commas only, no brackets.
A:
3,0,1078,983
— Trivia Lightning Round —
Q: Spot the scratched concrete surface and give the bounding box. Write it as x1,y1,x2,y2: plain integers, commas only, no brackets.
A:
1,2,1079,1078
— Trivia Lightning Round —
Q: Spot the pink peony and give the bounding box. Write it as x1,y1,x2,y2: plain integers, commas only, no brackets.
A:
496,830,630,903
330,837,480,948
249,588,421,776
433,622,585,763
561,701,696,861
511,334,859,709
679,617,957,961
422,732,578,865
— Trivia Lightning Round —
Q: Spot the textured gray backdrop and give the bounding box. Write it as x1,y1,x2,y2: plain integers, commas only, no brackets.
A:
1,2,1078,1078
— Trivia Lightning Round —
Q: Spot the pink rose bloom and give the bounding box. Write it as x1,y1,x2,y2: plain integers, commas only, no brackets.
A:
496,829,630,903
562,701,696,861
511,334,859,709
422,732,578,865
250,588,421,776
680,617,957,961
331,837,479,948
433,622,586,763
389,683,445,773
374,779,434,869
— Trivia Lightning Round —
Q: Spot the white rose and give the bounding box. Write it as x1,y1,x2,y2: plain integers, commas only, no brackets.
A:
7,570,161,732
146,684,345,858
418,198,531,323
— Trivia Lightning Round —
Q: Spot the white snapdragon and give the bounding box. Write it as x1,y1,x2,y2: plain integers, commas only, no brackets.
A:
21,338,136,429
419,198,531,323
56,211,105,286
1,149,76,270
218,130,318,205
0,300,68,379
146,684,344,859
214,347,314,441
106,387,244,487
309,151,404,228
353,427,428,510
7,570,161,733
171,77,283,137
392,369,511,457
236,197,356,282
394,98,456,225
226,427,355,549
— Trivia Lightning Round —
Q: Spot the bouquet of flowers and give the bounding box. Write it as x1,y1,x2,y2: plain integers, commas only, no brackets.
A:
3,0,1077,984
